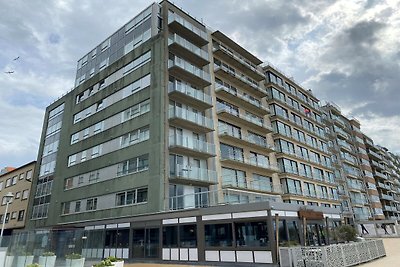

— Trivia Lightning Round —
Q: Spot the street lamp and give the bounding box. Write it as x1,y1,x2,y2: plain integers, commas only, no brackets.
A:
1,192,15,238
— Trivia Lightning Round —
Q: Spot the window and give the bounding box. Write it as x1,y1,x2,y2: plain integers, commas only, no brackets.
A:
15,191,21,199
205,223,233,247
222,167,246,188
12,176,17,185
220,143,243,161
68,154,77,167
71,133,80,144
91,145,101,158
62,202,71,214
22,190,29,200
235,221,268,247
81,151,87,162
11,212,17,220
163,226,178,248
101,38,110,51
5,179,11,187
0,181,3,191
86,198,98,211
137,188,148,203
180,224,197,247
17,210,25,221
75,201,81,212
19,173,25,180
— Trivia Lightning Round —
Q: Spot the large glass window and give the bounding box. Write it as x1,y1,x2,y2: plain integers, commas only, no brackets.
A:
163,226,178,247
180,224,197,247
205,223,233,247
235,221,268,247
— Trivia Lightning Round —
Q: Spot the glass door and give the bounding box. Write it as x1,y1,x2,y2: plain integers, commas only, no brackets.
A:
132,228,159,259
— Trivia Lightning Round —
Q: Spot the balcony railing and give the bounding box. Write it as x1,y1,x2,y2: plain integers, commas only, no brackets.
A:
167,11,208,44
168,56,211,85
214,64,266,95
169,106,214,131
169,188,281,210
170,164,217,184
222,176,282,194
215,84,269,114
169,134,216,156
218,127,275,152
168,33,209,61
220,152,279,172
168,81,212,108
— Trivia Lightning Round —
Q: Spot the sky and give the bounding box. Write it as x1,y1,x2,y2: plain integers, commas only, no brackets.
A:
0,0,399,168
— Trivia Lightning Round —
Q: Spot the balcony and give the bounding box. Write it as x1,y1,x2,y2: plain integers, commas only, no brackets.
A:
168,56,211,87
380,193,394,201
169,164,217,185
217,104,273,134
168,81,212,110
213,43,264,81
168,188,281,211
215,84,269,115
168,33,209,66
222,176,282,194
377,182,390,190
368,149,382,161
168,106,214,133
220,153,279,174
373,171,387,180
169,134,216,158
354,213,370,221
214,64,266,97
347,182,364,191
168,11,208,46
218,127,275,153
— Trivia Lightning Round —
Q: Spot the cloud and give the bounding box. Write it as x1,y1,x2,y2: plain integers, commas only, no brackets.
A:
0,0,399,168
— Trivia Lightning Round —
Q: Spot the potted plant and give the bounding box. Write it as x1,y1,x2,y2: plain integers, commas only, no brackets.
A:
92,259,113,267
38,251,57,267
65,253,85,267
106,256,124,267
4,252,14,267
16,252,34,267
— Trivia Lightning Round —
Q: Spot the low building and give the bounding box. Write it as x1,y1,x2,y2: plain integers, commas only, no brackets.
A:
0,161,35,236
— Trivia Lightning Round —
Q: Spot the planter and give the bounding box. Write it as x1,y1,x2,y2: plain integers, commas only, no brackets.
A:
5,255,14,267
66,258,85,267
16,255,34,267
38,255,57,267
112,260,124,267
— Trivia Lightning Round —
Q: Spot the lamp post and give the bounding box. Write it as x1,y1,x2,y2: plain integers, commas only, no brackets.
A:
1,192,15,239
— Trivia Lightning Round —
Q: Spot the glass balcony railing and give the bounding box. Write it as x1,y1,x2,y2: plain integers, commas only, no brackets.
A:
170,164,217,183
215,84,269,112
168,56,211,83
168,11,208,41
168,34,209,60
168,81,212,106
218,126,274,151
168,188,281,210
214,64,265,94
220,152,278,171
169,134,215,155
169,106,213,129
213,43,264,77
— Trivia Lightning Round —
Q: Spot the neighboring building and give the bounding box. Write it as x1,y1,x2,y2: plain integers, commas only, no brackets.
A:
322,103,381,223
265,67,340,209
0,161,35,235
0,167,16,176
363,136,400,220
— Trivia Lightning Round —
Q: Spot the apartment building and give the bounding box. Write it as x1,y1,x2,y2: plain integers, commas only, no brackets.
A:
264,67,340,209
364,136,400,220
322,103,381,223
0,161,35,235
24,1,343,265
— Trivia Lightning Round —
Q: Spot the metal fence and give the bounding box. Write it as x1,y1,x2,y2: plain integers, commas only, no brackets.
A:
279,239,386,267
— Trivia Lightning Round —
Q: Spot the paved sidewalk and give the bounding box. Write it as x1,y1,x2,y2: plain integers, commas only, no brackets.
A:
360,238,400,266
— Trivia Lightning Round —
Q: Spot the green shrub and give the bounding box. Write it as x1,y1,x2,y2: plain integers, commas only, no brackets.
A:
65,253,82,259
92,259,113,267
335,224,357,242
42,251,55,256
26,264,41,267
105,256,123,262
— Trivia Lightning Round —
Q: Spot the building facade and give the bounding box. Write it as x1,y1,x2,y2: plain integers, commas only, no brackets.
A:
21,0,400,265
0,161,35,235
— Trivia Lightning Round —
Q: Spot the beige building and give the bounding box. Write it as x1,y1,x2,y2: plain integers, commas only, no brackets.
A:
0,161,35,234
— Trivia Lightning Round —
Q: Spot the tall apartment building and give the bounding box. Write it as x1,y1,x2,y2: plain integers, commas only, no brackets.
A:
364,136,400,220
0,161,35,235
322,103,382,223
25,1,343,264
265,68,340,208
